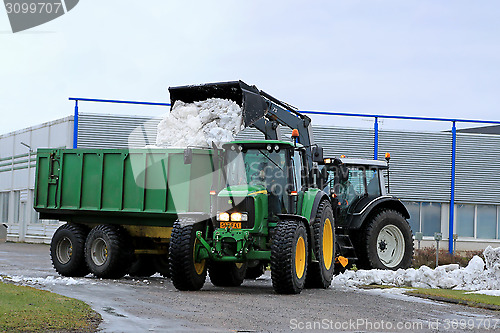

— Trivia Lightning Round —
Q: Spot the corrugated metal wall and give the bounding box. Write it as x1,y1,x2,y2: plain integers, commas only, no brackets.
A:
77,114,500,205
455,133,500,204
78,113,159,149
378,130,452,202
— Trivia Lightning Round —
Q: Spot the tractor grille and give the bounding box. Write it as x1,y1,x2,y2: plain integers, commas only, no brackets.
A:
216,196,255,229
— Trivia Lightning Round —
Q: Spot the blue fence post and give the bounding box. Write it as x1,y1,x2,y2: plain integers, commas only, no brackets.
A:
73,99,79,149
374,117,379,160
449,121,457,254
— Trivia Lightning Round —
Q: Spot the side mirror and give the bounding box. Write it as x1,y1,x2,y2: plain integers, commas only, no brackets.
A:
312,146,324,163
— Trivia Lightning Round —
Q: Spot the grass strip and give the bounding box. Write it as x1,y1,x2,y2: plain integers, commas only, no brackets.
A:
406,288,500,311
0,281,101,332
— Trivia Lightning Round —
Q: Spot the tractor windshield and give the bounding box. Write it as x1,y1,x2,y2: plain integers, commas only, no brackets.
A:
225,148,287,188
225,147,291,214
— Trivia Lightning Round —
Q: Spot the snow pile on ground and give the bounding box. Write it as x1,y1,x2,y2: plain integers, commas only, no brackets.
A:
332,246,500,291
156,98,243,147
0,275,85,286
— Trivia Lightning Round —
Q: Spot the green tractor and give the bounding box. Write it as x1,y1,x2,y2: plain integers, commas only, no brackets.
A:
168,81,413,294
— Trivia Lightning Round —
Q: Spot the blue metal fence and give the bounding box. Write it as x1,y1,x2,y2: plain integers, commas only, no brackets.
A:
70,97,500,253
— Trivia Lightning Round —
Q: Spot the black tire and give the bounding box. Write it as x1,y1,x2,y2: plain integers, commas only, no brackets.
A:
50,223,89,277
305,200,335,288
271,220,309,294
209,262,247,287
358,209,413,270
85,225,133,279
153,252,171,278
169,222,207,291
128,255,157,278
245,262,266,280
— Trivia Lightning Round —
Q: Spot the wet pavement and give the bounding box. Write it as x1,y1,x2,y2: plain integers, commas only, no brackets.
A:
1,242,499,332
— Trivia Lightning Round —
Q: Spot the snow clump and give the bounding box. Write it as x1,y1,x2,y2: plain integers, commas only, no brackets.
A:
156,98,243,148
332,246,500,291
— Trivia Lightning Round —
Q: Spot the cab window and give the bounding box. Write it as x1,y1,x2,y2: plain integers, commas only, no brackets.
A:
366,169,381,196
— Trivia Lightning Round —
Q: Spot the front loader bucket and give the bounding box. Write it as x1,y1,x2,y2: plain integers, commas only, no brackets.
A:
168,80,268,127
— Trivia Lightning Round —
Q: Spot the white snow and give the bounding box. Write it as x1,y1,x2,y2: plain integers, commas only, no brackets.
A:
332,246,500,292
469,290,500,296
156,98,243,148
1,275,85,286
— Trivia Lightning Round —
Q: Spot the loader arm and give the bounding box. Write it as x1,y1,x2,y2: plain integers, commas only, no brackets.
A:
168,80,321,175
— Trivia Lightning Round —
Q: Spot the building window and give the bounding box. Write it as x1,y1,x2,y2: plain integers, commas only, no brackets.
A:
403,201,420,233
421,202,441,237
12,191,20,224
0,192,9,223
477,205,497,239
456,204,474,237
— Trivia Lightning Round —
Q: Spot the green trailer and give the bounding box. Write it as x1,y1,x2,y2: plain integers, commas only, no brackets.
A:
35,147,217,278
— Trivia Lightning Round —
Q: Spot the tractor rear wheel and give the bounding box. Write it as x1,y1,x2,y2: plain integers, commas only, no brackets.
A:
305,200,335,288
50,223,89,277
128,255,157,278
360,209,413,270
271,220,308,294
169,222,207,291
85,225,133,279
209,262,247,287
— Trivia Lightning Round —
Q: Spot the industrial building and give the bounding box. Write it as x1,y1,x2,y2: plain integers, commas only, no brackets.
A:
1,106,499,251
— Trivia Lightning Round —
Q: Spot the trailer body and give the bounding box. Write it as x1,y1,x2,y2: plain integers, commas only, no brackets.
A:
35,148,216,231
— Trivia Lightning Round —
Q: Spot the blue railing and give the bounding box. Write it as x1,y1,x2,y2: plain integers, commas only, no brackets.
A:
69,97,171,149
301,110,500,253
70,97,500,253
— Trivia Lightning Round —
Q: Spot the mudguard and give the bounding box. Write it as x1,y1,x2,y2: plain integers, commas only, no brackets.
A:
348,196,410,230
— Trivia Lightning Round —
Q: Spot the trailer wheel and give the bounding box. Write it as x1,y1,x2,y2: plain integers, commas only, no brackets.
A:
128,255,157,278
305,200,335,288
169,222,207,291
85,225,133,279
271,220,308,294
245,262,266,280
50,224,89,277
209,262,247,287
362,209,413,270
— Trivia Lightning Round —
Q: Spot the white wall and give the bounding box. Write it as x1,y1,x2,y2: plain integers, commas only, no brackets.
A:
0,116,73,243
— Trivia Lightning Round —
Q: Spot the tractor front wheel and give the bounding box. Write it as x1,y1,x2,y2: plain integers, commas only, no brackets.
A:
305,200,335,288
271,220,308,294
169,222,207,291
361,209,413,270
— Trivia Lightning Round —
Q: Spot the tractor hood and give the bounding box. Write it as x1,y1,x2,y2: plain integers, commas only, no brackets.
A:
217,184,268,198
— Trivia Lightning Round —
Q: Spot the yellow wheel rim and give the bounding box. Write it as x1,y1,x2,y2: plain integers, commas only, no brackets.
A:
295,236,306,279
193,239,206,275
322,218,334,270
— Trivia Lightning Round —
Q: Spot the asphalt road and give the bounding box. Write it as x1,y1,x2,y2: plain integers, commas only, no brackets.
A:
0,242,499,333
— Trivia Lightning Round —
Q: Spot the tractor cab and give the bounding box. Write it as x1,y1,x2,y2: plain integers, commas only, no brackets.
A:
216,140,304,232
321,157,389,228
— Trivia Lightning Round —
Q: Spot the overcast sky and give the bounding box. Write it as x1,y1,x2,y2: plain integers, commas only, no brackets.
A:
1,0,499,135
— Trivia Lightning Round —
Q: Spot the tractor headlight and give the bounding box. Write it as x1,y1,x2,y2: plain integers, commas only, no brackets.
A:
218,212,230,221
230,212,248,222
